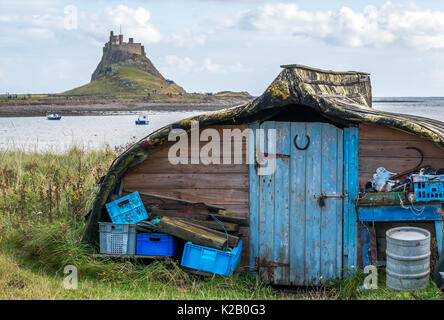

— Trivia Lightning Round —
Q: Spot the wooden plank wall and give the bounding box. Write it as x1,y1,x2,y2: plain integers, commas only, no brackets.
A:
123,125,250,266
358,124,444,189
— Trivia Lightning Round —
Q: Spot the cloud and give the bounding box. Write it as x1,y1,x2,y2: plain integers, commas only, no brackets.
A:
227,2,444,50
161,56,244,75
164,55,195,73
167,29,207,47
202,58,222,73
82,5,162,44
0,5,162,47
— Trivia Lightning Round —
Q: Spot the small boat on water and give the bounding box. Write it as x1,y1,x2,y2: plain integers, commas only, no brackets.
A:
135,114,149,125
46,113,62,120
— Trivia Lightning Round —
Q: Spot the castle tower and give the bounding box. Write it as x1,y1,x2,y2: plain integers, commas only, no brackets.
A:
109,31,120,45
92,31,160,81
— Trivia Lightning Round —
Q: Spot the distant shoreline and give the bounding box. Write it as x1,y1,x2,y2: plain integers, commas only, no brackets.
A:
0,100,252,117
373,100,425,103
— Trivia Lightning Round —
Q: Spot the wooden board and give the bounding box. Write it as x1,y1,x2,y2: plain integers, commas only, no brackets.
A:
358,124,444,189
158,216,227,250
133,188,249,205
128,162,248,174
122,125,250,266
249,122,346,286
124,173,248,190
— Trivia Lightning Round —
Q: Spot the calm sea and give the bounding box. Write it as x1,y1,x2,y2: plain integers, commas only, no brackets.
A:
0,97,443,152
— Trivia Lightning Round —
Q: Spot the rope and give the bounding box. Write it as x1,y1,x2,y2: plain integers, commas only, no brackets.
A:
210,213,229,251
398,193,425,216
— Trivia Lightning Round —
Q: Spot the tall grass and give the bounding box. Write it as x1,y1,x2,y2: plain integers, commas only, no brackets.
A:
0,147,278,299
1,147,442,299
0,147,115,275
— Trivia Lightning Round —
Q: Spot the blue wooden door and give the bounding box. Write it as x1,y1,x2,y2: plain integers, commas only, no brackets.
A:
249,121,354,285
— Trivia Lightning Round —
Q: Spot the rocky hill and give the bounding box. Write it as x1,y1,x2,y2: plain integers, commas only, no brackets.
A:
65,31,185,95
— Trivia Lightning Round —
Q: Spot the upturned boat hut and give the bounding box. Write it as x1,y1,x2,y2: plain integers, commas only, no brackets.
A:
84,64,444,286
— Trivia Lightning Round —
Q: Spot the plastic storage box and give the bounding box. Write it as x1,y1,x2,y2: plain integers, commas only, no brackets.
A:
136,233,177,256
181,240,242,276
99,222,136,255
105,191,148,224
412,174,444,202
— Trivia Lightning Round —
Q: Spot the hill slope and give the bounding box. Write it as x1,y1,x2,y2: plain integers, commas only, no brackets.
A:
64,67,185,96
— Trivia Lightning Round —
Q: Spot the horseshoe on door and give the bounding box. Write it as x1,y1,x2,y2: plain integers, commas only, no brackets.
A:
294,134,310,150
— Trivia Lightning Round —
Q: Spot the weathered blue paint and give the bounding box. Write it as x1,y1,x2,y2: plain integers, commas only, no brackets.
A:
249,122,259,271
435,220,443,257
249,121,346,285
358,205,442,221
290,122,307,284
343,127,359,274
358,205,444,259
360,222,371,268
273,122,290,284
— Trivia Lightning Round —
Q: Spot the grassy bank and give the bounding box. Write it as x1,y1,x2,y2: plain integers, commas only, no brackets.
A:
0,148,442,299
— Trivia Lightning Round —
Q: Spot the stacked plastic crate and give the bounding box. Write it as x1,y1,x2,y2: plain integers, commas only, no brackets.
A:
98,191,242,276
99,191,177,257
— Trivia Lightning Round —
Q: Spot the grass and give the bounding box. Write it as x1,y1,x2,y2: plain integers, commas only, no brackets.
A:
214,91,252,98
0,147,443,300
63,67,185,96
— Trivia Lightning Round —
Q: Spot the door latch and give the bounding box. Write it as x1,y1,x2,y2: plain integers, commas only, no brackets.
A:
314,193,348,207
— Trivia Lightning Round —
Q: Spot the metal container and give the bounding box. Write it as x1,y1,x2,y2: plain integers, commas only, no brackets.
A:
386,226,430,291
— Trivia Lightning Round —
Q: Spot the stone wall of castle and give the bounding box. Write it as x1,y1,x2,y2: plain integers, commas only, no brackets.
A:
106,31,145,56
104,43,144,56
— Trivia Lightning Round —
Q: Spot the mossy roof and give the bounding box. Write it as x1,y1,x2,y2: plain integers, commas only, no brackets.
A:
83,64,444,243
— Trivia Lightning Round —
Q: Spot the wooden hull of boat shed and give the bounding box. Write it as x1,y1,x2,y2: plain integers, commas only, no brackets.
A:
84,64,444,286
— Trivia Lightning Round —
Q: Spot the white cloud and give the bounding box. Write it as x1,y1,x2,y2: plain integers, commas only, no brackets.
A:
167,29,207,47
0,5,162,47
229,2,444,50
82,5,162,44
161,56,244,75
164,55,195,73
202,58,223,73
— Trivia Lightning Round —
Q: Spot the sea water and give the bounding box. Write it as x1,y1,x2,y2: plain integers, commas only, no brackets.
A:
0,98,444,152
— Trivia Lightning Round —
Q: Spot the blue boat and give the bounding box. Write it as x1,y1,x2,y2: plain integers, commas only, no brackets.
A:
135,114,149,125
46,113,62,120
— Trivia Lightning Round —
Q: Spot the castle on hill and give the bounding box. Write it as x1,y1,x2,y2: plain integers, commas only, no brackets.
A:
106,31,146,56
91,30,165,82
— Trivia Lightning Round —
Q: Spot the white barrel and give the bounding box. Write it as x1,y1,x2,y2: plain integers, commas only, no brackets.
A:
386,226,430,291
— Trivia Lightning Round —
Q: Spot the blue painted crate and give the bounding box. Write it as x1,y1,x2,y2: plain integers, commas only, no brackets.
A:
180,240,242,276
105,192,148,224
136,233,177,256
412,175,444,202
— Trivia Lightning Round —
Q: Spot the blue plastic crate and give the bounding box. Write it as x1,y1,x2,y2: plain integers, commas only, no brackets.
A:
136,233,177,256
99,222,136,255
105,192,148,224
180,240,242,276
412,174,444,202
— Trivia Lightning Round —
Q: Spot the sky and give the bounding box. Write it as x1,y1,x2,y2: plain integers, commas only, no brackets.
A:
1,0,444,96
